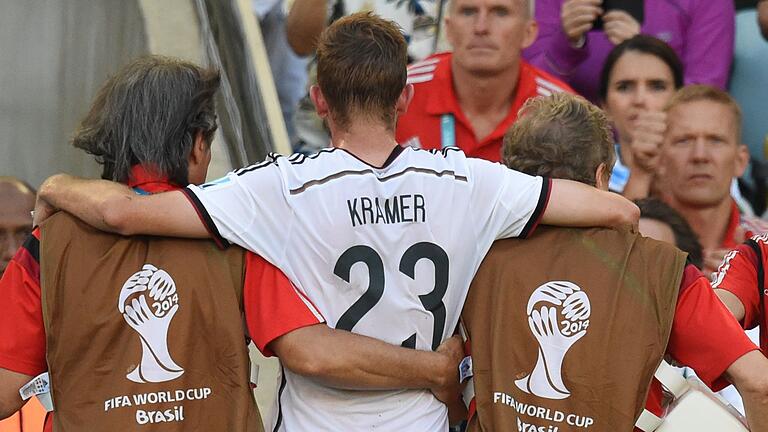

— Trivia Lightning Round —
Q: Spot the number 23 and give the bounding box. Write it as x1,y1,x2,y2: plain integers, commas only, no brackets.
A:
334,242,449,350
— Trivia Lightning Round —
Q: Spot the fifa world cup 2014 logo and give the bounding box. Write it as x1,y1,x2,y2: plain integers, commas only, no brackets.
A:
118,264,184,383
515,281,591,400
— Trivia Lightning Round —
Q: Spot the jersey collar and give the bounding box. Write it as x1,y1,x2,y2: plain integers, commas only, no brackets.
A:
721,199,748,249
127,165,183,194
338,145,406,170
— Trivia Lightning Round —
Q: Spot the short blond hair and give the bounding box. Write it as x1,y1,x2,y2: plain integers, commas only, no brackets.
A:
502,93,614,186
665,85,742,140
447,0,533,17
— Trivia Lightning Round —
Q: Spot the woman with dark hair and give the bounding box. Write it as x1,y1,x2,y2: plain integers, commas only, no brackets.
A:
599,35,683,199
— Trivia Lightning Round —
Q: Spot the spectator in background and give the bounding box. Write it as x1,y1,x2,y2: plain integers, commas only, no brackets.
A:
635,197,703,269
525,0,734,103
599,35,682,198
396,0,573,161
0,178,44,432
656,85,768,274
0,178,34,276
287,0,438,154
253,0,309,144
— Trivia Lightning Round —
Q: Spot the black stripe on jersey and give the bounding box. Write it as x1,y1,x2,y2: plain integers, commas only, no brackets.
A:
289,166,468,195
180,188,230,249
234,154,281,176
22,234,40,262
519,177,551,239
235,148,340,176
412,146,462,157
273,367,288,432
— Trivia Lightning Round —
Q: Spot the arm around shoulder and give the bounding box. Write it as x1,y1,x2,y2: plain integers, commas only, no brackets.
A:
37,174,208,238
541,179,639,228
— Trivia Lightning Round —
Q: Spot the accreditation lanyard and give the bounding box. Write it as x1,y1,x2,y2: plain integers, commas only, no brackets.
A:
440,114,456,149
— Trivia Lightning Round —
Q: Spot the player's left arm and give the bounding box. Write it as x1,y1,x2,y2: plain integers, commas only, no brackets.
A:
36,174,206,238
542,178,640,228
0,368,31,419
270,326,463,397
470,160,639,240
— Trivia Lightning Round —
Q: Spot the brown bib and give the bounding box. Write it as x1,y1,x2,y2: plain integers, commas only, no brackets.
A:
463,226,686,432
39,213,263,432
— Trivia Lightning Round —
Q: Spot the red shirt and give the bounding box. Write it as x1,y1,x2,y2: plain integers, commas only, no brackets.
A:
0,167,322,431
720,200,768,250
641,264,757,426
396,53,574,162
712,235,768,345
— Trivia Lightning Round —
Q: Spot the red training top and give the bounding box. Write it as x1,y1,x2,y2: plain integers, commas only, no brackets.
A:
640,264,757,428
396,52,574,162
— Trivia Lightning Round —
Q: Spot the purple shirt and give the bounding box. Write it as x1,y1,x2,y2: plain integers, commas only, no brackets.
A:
524,0,735,102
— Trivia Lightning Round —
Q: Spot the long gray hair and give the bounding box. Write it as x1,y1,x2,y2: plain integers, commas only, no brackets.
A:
72,55,220,186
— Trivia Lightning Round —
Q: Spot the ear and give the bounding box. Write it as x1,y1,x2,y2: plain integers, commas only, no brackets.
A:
444,13,456,47
521,18,539,50
595,163,611,191
396,84,415,115
734,144,750,178
310,85,330,119
189,130,209,166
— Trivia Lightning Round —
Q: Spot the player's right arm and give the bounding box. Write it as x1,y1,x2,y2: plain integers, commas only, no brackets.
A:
542,178,640,228
36,174,206,238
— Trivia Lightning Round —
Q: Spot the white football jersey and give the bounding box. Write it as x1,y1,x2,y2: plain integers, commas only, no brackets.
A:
186,146,549,431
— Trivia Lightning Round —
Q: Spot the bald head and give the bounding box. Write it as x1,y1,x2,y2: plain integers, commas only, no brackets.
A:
0,177,35,275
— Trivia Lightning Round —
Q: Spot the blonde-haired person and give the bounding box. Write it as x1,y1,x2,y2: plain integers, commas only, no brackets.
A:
655,85,768,274
462,92,768,432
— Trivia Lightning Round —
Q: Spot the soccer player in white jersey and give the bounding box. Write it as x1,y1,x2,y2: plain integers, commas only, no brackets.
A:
36,13,639,431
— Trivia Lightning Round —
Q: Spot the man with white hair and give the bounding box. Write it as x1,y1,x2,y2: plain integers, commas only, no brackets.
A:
396,0,573,161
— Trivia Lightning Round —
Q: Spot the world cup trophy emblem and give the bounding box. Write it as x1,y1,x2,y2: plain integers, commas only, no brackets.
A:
118,264,184,383
515,281,591,400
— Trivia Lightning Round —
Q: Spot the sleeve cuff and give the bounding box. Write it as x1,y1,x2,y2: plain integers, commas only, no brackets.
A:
181,187,230,250
519,177,552,239
0,353,46,378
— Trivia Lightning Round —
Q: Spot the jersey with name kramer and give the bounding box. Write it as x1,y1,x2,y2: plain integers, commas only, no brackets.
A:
184,146,549,431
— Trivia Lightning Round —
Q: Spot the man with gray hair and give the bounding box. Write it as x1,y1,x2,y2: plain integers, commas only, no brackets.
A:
461,93,768,431
396,0,572,162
